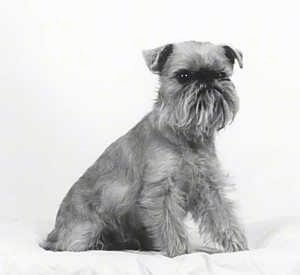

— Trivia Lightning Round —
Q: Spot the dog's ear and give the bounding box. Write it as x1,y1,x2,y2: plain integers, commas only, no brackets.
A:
142,44,173,73
222,45,243,69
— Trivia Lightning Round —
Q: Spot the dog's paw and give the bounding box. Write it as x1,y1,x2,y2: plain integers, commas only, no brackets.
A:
219,227,248,252
164,239,189,257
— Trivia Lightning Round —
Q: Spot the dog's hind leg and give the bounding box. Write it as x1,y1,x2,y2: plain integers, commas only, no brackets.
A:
40,220,103,251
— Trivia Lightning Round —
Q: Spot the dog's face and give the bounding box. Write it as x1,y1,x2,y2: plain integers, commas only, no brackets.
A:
143,41,242,139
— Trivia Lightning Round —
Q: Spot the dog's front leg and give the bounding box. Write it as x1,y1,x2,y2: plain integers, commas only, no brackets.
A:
138,177,188,257
199,187,248,252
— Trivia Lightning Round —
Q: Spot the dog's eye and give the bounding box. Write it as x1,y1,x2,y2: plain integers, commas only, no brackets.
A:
175,70,193,83
216,72,227,79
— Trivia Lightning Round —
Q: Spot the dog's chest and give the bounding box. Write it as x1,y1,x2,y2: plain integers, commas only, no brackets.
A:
145,144,212,181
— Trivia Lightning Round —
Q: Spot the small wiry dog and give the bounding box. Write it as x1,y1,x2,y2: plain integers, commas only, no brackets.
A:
41,41,248,257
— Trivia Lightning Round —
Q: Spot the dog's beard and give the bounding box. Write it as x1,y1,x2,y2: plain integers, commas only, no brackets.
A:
155,81,239,140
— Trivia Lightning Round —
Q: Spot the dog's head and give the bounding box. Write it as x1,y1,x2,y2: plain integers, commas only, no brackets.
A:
143,41,242,140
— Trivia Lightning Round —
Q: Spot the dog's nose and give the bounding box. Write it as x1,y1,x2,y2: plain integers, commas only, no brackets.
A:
195,69,218,82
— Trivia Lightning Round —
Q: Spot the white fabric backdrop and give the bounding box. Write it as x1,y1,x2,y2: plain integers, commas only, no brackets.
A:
0,0,299,231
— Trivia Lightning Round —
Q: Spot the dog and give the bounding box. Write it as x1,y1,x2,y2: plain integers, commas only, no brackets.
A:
41,41,248,257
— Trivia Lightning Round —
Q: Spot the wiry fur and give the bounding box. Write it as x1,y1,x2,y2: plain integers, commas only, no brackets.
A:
41,41,248,257
155,81,238,140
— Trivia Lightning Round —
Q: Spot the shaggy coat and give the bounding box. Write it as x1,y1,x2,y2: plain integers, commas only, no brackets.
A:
41,41,247,257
